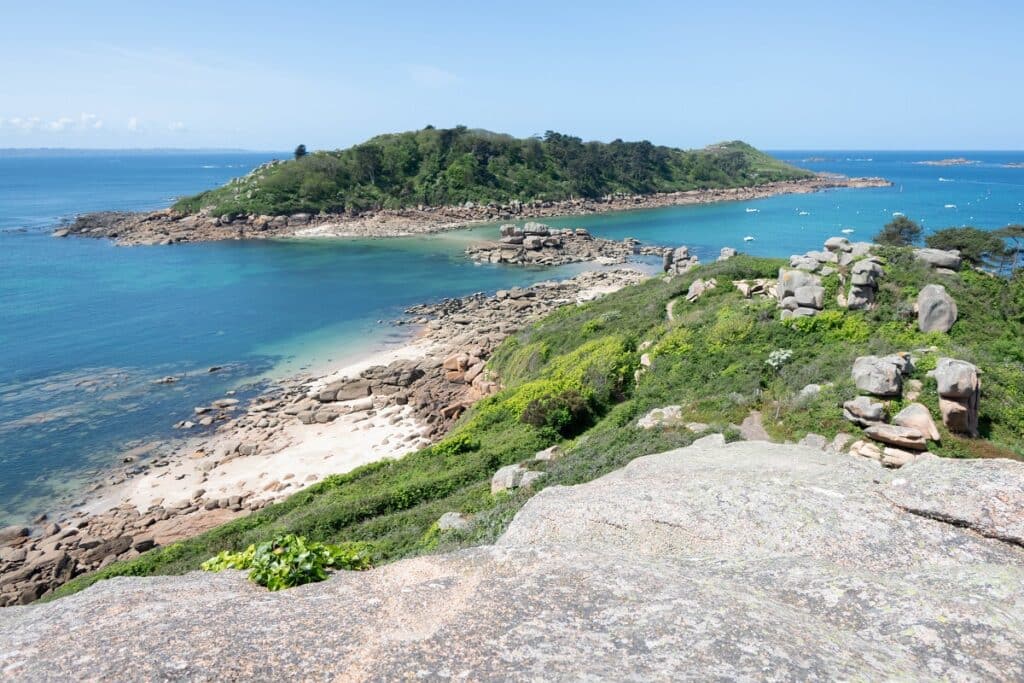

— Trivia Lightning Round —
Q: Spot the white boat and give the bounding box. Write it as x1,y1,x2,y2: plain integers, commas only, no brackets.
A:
938,177,954,182
745,208,759,213
944,204,957,209
743,235,755,242
841,228,855,234
892,211,905,217
798,211,810,216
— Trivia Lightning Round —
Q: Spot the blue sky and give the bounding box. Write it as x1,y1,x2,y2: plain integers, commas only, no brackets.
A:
2,0,1022,150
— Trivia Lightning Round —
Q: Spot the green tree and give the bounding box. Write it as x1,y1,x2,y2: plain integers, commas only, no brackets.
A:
925,227,1006,268
874,216,922,246
995,225,1024,272
294,144,307,160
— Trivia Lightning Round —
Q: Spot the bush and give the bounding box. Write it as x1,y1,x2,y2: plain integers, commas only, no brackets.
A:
521,389,594,438
201,534,371,591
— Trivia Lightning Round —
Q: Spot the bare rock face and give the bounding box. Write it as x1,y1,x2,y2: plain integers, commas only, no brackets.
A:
916,284,958,333
2,442,1023,680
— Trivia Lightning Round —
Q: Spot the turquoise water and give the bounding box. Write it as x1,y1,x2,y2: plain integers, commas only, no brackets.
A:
2,149,1023,523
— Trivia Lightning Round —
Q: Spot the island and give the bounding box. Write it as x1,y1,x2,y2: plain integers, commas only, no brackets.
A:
53,127,891,245
912,157,980,166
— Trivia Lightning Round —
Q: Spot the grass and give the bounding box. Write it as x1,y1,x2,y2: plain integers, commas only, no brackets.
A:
49,251,1024,600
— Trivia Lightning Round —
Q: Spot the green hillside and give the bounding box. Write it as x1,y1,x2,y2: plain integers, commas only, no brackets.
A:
173,127,814,216
51,246,1024,599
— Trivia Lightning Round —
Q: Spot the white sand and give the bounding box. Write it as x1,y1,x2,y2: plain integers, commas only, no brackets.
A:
85,340,440,516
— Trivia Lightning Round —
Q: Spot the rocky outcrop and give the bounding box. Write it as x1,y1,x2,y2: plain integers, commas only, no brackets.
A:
663,245,700,276
465,223,663,266
777,268,824,318
914,247,963,272
2,442,1021,680
932,358,981,436
916,284,958,333
851,354,912,397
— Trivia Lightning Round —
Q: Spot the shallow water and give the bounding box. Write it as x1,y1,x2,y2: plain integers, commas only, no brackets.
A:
1,149,1022,524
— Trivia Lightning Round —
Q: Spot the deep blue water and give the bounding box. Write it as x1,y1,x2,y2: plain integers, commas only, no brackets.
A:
1,149,1023,524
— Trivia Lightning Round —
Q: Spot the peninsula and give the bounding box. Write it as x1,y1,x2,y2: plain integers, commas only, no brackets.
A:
53,128,890,245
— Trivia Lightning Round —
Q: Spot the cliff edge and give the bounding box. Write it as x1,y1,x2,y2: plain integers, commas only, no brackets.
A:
2,441,1022,680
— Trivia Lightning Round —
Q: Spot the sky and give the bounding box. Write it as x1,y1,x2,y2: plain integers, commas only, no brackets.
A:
2,0,1022,151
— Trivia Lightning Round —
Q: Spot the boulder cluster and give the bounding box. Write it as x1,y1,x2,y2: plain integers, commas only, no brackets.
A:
662,245,701,275
465,222,662,266
843,353,980,467
777,237,887,317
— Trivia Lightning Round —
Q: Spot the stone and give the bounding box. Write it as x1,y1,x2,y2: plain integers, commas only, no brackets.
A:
892,403,941,442
881,447,918,468
793,285,824,310
334,380,372,402
933,358,979,398
519,471,546,490
718,247,737,261
797,383,823,403
863,424,928,451
829,433,854,453
132,536,156,553
842,396,886,427
637,406,684,429
797,433,829,450
437,512,472,533
916,284,957,333
913,248,962,271
933,358,980,436
824,236,851,252
490,464,527,494
851,355,906,397
0,526,29,545
534,445,564,462
691,433,726,449
522,236,543,250
7,443,1024,679
777,268,820,299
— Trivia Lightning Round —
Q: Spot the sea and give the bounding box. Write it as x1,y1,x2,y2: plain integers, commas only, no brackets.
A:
1,149,1022,524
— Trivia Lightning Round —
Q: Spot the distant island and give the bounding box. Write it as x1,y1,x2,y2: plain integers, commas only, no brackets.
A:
1002,162,1024,169
172,128,817,217
913,157,980,167
55,127,890,245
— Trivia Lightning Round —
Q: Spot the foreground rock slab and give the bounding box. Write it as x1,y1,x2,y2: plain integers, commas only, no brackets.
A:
1,442,1022,680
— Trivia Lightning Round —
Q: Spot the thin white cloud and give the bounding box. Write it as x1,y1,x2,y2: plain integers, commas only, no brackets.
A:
408,64,458,89
1,113,104,133
168,121,187,132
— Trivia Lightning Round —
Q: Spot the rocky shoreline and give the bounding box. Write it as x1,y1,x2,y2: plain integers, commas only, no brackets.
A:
0,267,647,606
53,175,890,245
465,222,666,267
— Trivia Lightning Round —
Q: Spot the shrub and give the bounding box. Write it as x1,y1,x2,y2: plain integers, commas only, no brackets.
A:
521,389,594,438
201,534,371,591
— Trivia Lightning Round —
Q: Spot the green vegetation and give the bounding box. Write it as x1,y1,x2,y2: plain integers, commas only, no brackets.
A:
926,227,1007,268
50,248,1024,601
874,215,923,246
172,127,814,216
201,534,371,591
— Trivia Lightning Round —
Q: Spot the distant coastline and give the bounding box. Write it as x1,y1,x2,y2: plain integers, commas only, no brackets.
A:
912,157,980,167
